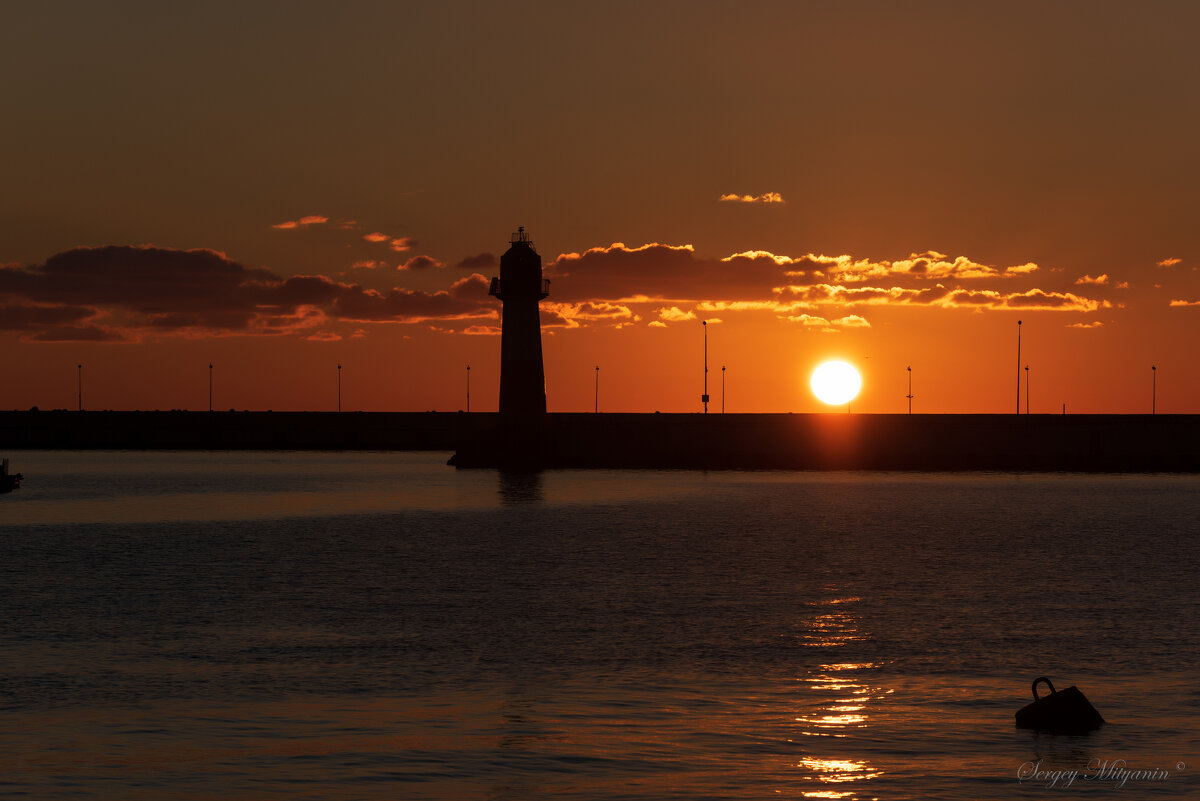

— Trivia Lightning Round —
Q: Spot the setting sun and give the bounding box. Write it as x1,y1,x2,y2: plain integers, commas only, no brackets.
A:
811,361,862,406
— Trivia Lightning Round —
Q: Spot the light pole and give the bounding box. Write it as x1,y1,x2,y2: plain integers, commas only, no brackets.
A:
1016,320,1022,414
1152,365,1156,414
906,365,913,414
466,365,470,413
337,363,342,412
208,363,213,412
721,365,726,413
77,363,82,411
594,365,599,413
701,320,709,413
1025,365,1030,414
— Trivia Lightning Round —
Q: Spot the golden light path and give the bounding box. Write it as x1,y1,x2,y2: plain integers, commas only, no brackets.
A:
811,361,863,406
792,592,888,800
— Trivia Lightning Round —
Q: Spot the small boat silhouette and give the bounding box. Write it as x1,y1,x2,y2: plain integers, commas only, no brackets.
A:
1,458,23,493
1015,676,1104,734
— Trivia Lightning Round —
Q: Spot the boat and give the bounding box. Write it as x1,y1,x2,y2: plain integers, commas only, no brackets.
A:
1,458,22,493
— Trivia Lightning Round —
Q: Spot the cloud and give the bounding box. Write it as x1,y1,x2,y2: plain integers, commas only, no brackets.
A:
0,301,131,342
648,320,667,328
544,243,1063,313
1168,299,1200,307
4,239,1106,343
1075,273,1129,289
1004,288,1106,310
785,313,842,333
697,299,814,313
460,324,501,335
1157,258,1182,267
656,306,696,322
722,250,797,265
539,307,575,329
788,313,830,327
305,331,342,342
540,241,1106,322
272,215,330,230
540,301,637,329
0,246,496,341
780,283,946,306
809,251,1039,282
27,325,130,342
719,192,785,204
362,232,417,251
276,219,421,259
399,255,442,271
566,301,636,320
1067,321,1104,328
832,314,870,328
455,253,497,271
0,303,98,330
330,284,493,323
545,242,803,303
327,273,494,325
777,282,1105,311
450,273,490,299
1005,263,1040,275
0,246,276,312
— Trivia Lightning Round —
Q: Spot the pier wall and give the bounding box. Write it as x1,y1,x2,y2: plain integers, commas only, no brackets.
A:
0,411,493,451
4,411,1199,471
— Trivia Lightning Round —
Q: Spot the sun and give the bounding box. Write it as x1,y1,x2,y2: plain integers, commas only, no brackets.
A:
811,361,862,406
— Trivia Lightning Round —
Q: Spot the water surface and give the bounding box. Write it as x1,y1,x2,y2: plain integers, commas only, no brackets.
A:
1,451,1196,798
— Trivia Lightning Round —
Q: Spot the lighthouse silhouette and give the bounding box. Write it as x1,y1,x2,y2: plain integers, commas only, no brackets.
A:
489,226,550,416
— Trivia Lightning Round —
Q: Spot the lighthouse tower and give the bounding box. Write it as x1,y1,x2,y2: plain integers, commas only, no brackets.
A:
489,226,550,415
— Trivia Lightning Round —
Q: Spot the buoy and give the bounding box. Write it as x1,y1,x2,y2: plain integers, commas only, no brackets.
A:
1015,676,1105,734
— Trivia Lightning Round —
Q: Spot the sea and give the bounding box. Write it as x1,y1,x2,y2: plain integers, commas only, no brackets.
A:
1,450,1197,800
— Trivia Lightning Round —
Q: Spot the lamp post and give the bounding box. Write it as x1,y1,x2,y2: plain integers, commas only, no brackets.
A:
594,365,599,413
208,363,213,412
1016,320,1022,414
906,365,913,414
337,363,342,412
1152,365,1156,414
465,365,470,413
701,320,709,413
721,365,726,413
1025,365,1030,414
77,363,82,411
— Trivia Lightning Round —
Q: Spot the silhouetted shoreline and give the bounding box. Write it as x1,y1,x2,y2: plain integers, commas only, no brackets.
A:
3,411,1199,471
0,411,488,451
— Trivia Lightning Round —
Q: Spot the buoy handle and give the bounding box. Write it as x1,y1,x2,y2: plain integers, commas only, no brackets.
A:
1032,676,1056,701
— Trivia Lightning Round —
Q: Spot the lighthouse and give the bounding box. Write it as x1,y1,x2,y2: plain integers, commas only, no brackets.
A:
489,226,550,416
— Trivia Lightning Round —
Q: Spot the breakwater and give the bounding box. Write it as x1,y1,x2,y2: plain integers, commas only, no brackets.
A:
0,411,491,451
450,413,1200,471
3,410,1199,471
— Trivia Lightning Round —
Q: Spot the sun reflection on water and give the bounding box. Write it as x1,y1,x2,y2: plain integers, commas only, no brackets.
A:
792,592,887,798
798,757,884,782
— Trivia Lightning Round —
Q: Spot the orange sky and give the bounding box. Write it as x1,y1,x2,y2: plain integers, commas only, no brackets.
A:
2,2,1198,413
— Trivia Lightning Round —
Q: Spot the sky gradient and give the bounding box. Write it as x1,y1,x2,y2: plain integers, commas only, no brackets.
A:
3,1,1198,413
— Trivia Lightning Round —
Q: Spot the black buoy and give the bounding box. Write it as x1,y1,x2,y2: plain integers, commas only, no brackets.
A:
1015,676,1105,734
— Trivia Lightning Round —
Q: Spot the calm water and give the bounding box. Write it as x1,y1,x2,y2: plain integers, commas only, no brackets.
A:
1,451,1197,799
